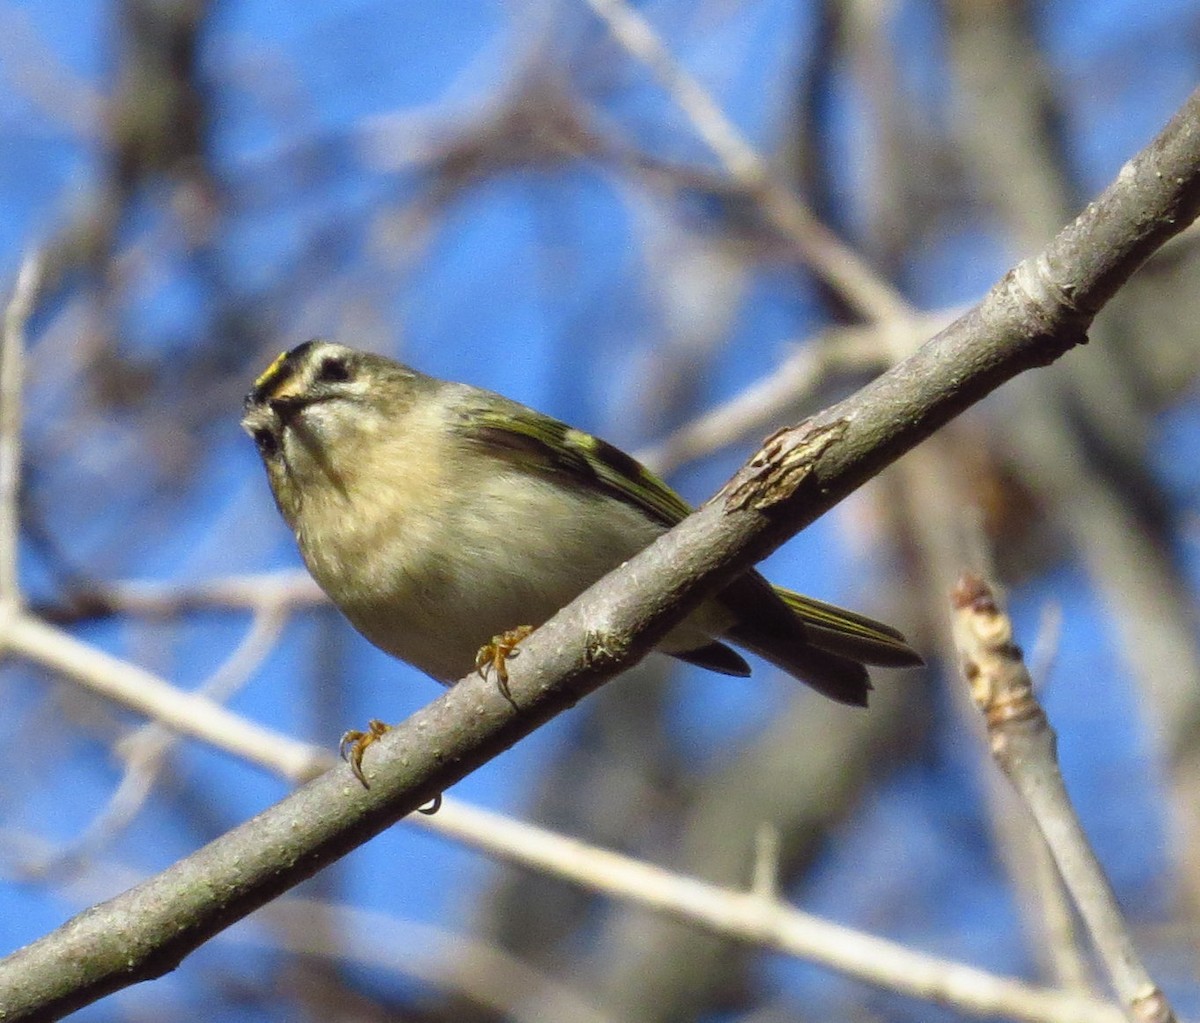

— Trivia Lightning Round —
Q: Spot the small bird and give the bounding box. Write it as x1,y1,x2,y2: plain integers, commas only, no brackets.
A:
243,340,921,777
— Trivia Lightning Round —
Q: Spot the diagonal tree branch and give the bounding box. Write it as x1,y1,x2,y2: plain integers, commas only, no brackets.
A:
0,621,1121,1023
2,87,1200,1022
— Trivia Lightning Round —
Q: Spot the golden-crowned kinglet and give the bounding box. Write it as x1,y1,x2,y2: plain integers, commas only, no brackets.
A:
242,341,920,740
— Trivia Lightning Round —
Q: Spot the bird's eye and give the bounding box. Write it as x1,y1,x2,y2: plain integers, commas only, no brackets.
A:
253,427,279,457
315,356,350,384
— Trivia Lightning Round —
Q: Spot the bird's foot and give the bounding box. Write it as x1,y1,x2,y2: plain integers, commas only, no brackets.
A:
339,718,391,787
476,625,534,703
338,719,443,813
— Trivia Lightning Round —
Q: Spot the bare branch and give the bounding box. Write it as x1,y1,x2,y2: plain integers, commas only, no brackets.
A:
418,801,1123,1023
32,570,324,623
57,606,290,866
254,897,622,1023
4,612,326,782
952,573,1175,1023
636,311,956,475
0,254,42,609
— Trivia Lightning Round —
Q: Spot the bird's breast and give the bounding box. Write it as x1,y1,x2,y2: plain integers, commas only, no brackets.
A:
295,450,663,682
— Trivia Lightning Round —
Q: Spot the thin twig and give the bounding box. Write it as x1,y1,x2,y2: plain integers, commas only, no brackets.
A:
55,606,290,868
635,311,956,474
0,254,42,609
955,519,1094,992
32,569,323,623
750,823,781,902
951,573,1176,1023
1021,601,1091,990
5,611,326,782
421,800,1121,1023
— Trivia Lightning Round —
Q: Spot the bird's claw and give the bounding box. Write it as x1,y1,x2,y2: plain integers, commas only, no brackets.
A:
339,718,391,787
339,720,442,813
475,625,534,703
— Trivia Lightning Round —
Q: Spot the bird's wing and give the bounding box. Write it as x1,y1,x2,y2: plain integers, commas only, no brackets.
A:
452,390,922,673
454,399,692,529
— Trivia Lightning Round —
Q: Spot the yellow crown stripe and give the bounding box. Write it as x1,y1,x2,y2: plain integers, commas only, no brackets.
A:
253,350,291,393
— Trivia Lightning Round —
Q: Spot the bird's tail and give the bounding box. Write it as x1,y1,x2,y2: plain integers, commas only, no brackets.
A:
722,579,923,706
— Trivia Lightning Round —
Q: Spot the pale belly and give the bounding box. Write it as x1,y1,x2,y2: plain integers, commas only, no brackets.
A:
299,472,715,683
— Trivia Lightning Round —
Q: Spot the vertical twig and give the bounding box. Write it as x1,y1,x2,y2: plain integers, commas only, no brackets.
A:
951,573,1175,1023
0,253,42,610
750,822,781,902
1023,601,1092,991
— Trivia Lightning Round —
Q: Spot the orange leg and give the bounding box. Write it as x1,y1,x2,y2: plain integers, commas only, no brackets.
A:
475,624,535,700
338,720,443,812
339,718,391,787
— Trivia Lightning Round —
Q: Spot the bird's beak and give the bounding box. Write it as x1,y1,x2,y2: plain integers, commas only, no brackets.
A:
267,394,309,418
